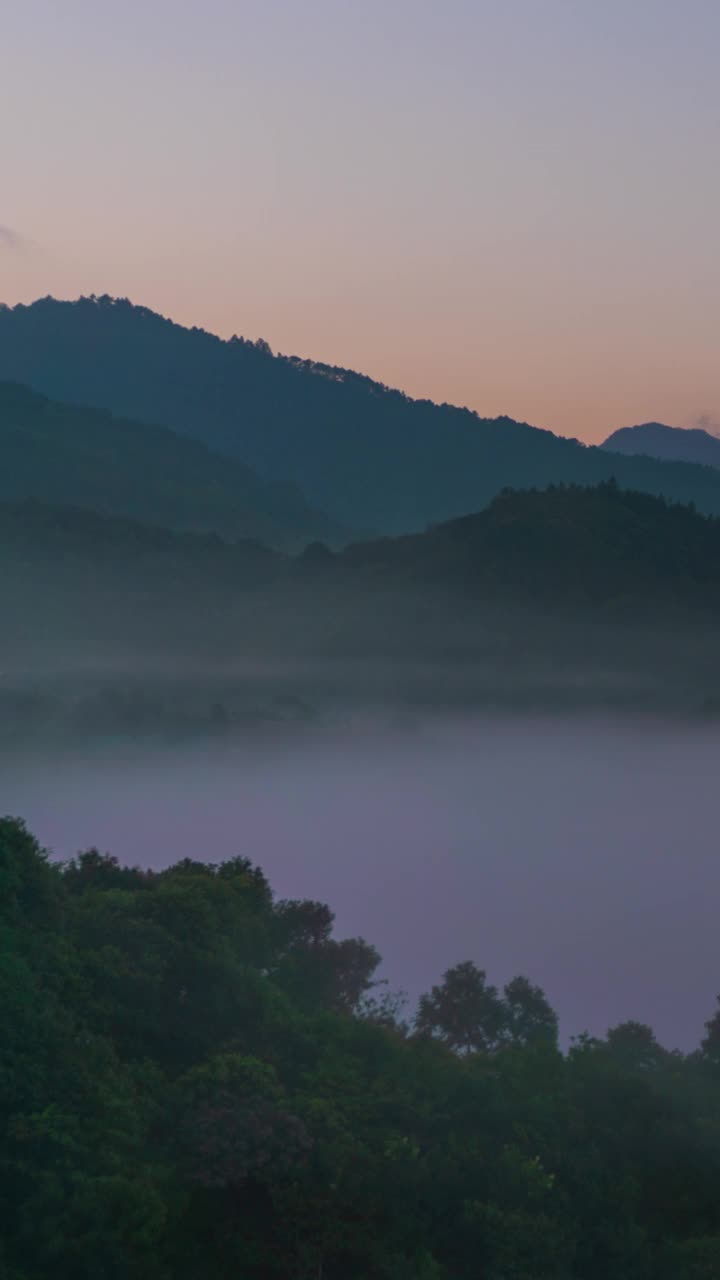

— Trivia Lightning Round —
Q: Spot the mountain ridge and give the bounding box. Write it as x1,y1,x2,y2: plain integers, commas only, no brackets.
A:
4,482,720,725
0,378,342,550
3,478,720,615
6,295,720,532
602,421,720,470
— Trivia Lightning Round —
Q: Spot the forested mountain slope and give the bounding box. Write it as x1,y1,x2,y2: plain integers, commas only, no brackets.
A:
4,484,720,731
0,380,340,549
5,296,720,532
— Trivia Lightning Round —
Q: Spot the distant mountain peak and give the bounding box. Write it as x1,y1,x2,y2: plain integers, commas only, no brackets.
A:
602,422,720,471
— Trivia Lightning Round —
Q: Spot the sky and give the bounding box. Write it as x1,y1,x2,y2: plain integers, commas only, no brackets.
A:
1,0,719,442
8,715,720,1049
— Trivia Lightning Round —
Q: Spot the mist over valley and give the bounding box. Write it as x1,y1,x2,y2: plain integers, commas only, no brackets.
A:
4,295,720,1279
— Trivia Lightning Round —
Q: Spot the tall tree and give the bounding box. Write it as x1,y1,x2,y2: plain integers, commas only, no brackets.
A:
415,961,506,1054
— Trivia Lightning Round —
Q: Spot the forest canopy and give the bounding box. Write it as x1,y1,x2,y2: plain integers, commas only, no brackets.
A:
3,816,720,1279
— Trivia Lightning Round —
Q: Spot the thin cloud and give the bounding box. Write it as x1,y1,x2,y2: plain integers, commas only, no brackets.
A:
0,225,25,252
693,413,720,438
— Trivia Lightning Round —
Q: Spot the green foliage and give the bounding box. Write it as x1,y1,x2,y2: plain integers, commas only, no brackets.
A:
415,961,507,1053
3,814,720,1278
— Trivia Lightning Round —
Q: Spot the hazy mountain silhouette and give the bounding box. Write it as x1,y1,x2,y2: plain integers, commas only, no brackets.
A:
5,483,720,724
0,381,341,549
6,296,720,531
4,481,720,640
339,479,720,612
603,421,720,470
0,498,280,579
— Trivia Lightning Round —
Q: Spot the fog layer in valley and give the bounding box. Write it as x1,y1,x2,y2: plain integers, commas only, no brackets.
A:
6,711,717,1050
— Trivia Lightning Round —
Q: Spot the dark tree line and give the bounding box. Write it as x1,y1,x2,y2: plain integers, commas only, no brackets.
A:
342,479,720,616
3,816,720,1278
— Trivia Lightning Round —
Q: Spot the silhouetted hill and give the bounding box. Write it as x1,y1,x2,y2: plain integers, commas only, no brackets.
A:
340,480,720,611
6,480,720,622
0,498,280,579
603,421,720,470
4,484,720,725
5,296,720,531
0,380,341,550
0,498,286,669
3,482,720,663
8,480,719,615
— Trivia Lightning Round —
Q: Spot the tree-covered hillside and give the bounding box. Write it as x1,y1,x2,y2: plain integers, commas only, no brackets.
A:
0,381,340,550
341,480,720,613
5,480,720,624
5,483,720,738
3,816,720,1279
4,296,720,533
